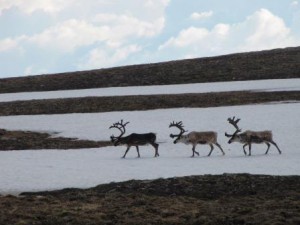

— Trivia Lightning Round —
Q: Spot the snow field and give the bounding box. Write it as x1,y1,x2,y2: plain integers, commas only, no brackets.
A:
0,103,299,195
0,78,299,102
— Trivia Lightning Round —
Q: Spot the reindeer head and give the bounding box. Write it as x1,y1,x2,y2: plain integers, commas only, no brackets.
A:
109,120,129,146
169,121,188,144
225,116,242,144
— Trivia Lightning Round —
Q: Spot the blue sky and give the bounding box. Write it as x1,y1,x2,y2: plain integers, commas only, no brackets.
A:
0,0,299,78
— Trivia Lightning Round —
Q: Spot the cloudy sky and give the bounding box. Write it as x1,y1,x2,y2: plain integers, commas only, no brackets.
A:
0,0,300,78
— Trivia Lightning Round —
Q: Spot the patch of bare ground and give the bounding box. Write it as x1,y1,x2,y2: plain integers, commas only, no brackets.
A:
0,129,111,150
0,91,299,116
0,174,299,225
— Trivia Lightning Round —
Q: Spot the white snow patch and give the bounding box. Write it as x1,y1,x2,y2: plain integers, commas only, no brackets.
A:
0,103,299,195
0,79,299,102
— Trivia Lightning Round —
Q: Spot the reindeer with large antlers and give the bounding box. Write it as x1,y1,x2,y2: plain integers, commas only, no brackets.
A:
169,121,225,157
225,117,282,156
110,120,159,158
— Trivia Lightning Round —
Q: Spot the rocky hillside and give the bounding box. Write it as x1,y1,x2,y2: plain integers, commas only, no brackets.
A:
1,47,300,93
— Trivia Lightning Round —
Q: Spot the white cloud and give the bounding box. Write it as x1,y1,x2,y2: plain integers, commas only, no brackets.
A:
0,0,170,76
291,1,298,6
23,12,165,53
0,0,73,14
0,36,27,54
93,14,165,39
213,24,230,37
145,0,170,8
239,8,295,51
72,0,170,22
159,9,300,58
159,27,209,49
159,23,229,51
79,44,142,70
24,66,47,76
0,0,171,77
0,38,18,52
190,11,213,20
27,19,111,52
1,2,167,54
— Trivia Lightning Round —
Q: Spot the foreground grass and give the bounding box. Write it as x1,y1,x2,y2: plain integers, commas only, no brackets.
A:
0,174,299,225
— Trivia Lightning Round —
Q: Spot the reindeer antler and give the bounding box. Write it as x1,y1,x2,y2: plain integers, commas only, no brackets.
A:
225,116,242,137
227,117,240,130
109,119,129,142
169,121,187,139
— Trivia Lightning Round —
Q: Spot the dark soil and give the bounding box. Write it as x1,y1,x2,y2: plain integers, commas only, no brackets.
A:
0,47,300,93
0,91,299,116
0,174,299,225
0,129,111,150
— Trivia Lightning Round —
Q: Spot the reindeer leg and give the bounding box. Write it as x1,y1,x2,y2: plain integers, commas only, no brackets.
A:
194,145,200,157
191,145,199,157
269,140,282,154
248,143,252,156
155,143,159,157
243,144,248,155
122,146,131,158
191,146,195,157
215,142,225,155
207,144,214,156
136,146,140,158
265,142,271,154
151,142,159,157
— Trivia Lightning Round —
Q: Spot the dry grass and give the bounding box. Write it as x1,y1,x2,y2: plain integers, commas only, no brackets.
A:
0,174,299,225
0,129,111,150
0,91,299,116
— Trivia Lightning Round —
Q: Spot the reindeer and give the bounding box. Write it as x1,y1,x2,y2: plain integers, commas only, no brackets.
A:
225,117,282,156
169,121,225,157
109,120,159,158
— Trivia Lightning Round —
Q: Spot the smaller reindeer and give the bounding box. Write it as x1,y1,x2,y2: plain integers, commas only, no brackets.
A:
169,121,225,157
110,120,159,158
225,117,282,156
